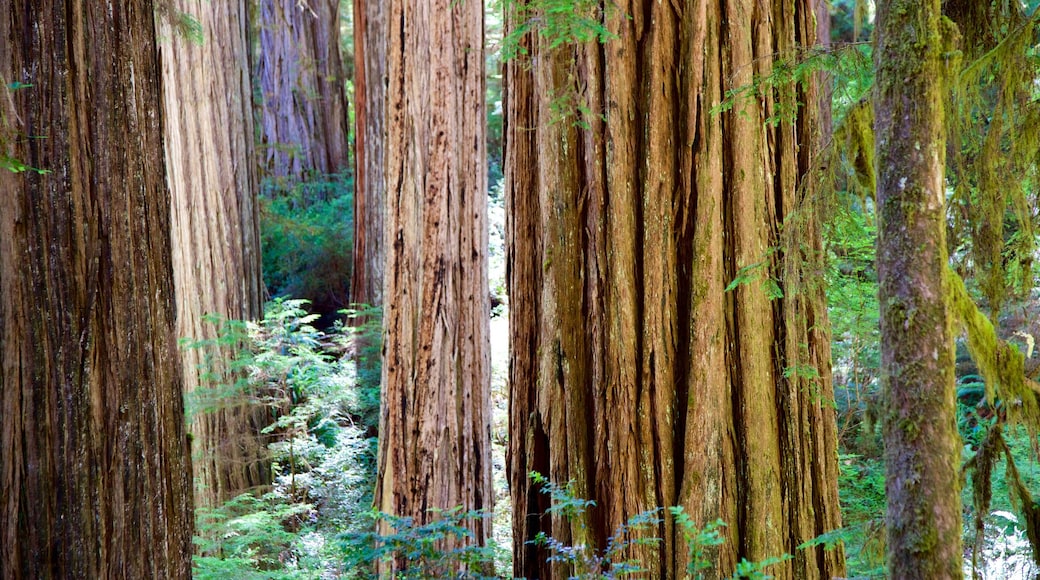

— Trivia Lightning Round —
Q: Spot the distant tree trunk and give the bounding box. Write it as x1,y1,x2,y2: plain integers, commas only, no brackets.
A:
350,0,386,308
375,0,492,574
0,2,194,577
504,1,844,578
256,0,350,179
874,1,962,577
159,0,270,508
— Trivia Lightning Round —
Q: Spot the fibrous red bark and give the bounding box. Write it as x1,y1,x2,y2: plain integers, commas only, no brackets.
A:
0,2,194,576
350,0,387,308
375,0,493,575
159,0,271,508
505,1,845,578
256,0,350,179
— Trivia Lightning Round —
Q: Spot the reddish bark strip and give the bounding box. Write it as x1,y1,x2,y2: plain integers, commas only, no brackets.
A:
159,0,270,508
1,2,194,576
505,1,845,577
375,0,492,575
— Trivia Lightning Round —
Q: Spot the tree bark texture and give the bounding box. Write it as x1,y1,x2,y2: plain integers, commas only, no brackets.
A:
159,0,271,508
505,1,844,578
815,0,832,143
874,1,963,577
375,0,492,573
350,0,387,308
255,0,350,179
0,2,194,577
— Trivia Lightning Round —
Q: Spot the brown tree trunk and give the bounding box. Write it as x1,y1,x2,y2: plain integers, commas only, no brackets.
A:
815,0,833,143
350,0,386,308
504,1,844,578
255,0,350,179
159,0,271,508
874,1,962,577
0,2,194,577
375,0,492,575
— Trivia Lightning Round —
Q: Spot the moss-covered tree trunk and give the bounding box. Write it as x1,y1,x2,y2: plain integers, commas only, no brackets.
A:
374,0,492,575
255,0,350,179
0,2,194,576
874,1,962,577
159,0,270,508
350,0,386,309
505,1,844,578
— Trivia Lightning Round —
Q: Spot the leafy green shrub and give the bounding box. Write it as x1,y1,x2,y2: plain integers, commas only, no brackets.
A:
525,471,798,579
670,508,726,577
332,468,829,579
190,299,380,579
340,509,505,579
260,173,354,325
341,304,383,435
193,492,322,580
832,455,887,578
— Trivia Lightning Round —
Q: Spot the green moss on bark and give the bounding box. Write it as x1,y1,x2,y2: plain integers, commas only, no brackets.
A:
947,267,1040,438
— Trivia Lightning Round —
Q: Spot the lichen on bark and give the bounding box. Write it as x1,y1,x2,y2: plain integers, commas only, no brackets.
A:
875,0,963,576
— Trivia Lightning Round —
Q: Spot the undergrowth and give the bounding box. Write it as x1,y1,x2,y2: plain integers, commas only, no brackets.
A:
190,299,381,579
260,173,355,326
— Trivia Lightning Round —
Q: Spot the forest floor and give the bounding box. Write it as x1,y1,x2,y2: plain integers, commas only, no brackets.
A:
489,312,513,573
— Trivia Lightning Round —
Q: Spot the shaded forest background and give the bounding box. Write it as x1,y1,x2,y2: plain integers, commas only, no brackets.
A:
5,0,1040,578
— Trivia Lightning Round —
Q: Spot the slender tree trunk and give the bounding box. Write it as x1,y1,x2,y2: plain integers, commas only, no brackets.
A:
159,0,270,508
505,1,844,578
874,1,962,577
256,0,350,179
0,2,194,577
350,0,386,308
375,0,492,574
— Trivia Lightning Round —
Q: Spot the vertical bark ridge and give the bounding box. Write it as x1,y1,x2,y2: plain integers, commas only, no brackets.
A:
676,0,736,572
350,0,387,308
376,0,492,574
255,0,350,179
159,0,270,509
1,1,194,576
504,5,552,575
506,1,845,578
639,3,683,572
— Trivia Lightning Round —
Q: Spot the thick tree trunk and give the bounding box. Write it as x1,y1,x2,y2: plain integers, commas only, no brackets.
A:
159,0,270,508
0,2,194,577
350,0,386,308
505,1,844,578
255,0,350,179
375,0,492,574
874,1,962,577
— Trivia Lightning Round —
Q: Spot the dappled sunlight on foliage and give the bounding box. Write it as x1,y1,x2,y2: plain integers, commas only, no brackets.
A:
190,299,381,579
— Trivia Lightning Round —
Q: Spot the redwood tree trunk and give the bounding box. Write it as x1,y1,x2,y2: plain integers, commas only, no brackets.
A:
375,0,492,574
0,2,194,577
505,1,844,578
816,0,833,142
874,0,962,577
159,0,270,508
350,0,386,308
255,0,350,179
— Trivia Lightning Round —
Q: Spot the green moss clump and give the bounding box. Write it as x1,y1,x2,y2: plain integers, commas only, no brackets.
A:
946,267,1040,440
